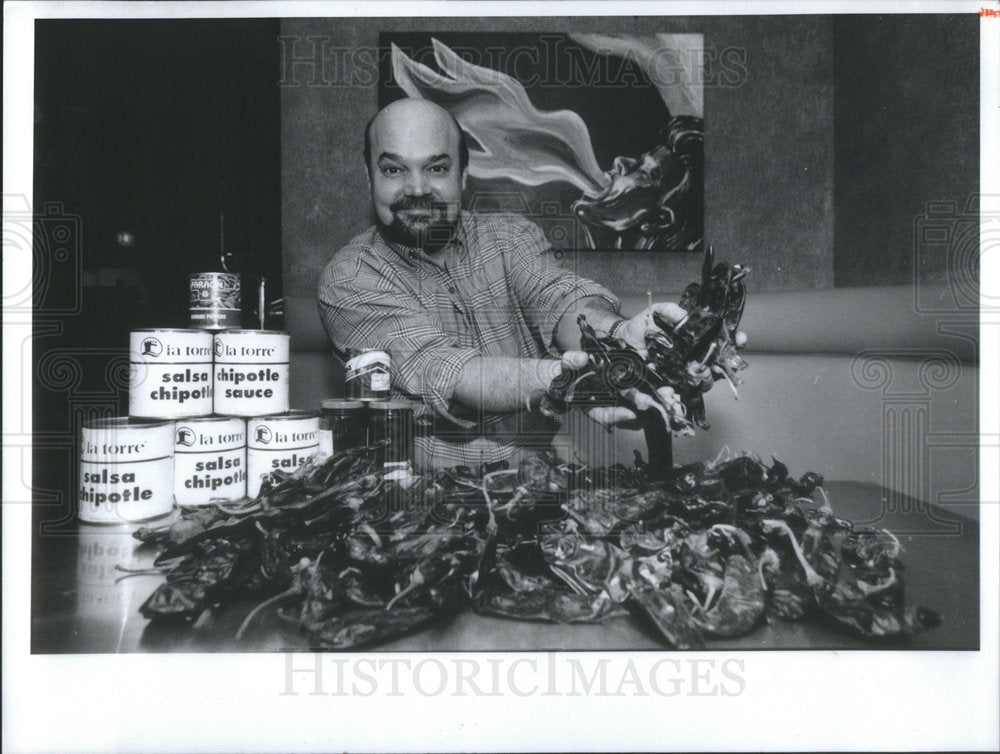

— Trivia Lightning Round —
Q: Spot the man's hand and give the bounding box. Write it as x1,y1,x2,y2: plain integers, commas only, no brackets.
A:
585,386,687,432
616,302,687,354
558,351,689,432
615,301,748,357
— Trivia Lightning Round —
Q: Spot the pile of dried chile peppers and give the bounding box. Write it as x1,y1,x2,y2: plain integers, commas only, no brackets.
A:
132,448,939,649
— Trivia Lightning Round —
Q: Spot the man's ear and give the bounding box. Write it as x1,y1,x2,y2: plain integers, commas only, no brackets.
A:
364,161,372,186
461,168,468,192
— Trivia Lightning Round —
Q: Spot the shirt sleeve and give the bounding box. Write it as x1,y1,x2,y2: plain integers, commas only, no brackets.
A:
317,247,480,429
500,215,622,355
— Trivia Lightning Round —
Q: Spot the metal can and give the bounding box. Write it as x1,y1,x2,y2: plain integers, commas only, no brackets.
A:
189,272,241,330
213,330,290,416
366,399,417,473
246,410,319,498
318,399,367,457
345,350,391,401
78,417,175,523
173,416,247,505
129,329,214,419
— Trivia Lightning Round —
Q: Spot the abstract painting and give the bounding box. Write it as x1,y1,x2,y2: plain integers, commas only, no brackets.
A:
379,33,704,251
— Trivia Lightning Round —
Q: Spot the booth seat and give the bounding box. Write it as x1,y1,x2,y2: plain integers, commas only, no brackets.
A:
286,284,978,519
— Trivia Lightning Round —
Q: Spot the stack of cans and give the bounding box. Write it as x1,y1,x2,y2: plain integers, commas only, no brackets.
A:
79,284,320,522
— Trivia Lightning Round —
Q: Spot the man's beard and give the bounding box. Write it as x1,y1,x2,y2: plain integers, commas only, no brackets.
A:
379,195,460,252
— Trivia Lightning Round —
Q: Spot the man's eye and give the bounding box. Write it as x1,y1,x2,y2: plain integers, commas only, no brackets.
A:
428,165,449,174
382,166,402,176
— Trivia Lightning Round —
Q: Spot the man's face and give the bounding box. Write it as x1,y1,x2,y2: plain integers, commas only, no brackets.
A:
367,103,466,251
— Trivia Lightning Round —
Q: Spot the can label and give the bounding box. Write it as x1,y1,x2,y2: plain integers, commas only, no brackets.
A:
173,417,247,505
129,330,214,419
345,351,391,400
246,412,319,497
79,418,175,523
213,331,290,416
318,430,333,458
190,272,241,330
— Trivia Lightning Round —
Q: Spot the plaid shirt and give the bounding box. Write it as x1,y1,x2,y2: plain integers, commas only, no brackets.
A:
317,212,620,469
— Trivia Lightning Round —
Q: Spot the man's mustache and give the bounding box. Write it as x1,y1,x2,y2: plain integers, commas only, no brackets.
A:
390,196,452,213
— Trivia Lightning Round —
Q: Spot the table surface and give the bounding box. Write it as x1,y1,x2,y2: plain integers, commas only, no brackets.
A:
31,481,979,653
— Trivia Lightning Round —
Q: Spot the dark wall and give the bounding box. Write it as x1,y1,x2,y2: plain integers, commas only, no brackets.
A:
281,15,835,297
35,20,283,329
833,14,979,287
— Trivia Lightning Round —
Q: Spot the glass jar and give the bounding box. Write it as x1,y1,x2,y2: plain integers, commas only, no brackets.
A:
319,399,367,457
367,399,417,473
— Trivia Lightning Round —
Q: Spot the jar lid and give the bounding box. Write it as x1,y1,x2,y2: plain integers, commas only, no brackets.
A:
214,329,290,336
321,399,365,410
367,400,420,411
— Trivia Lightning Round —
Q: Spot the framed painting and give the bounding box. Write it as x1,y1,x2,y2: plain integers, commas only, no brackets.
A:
379,32,705,251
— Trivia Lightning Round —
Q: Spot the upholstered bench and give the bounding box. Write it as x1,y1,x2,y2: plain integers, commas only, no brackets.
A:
286,284,978,519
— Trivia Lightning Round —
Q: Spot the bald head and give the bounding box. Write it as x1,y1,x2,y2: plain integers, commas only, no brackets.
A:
364,98,467,251
364,98,468,174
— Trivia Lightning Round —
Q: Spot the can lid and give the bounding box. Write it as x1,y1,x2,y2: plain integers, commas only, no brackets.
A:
131,328,213,334
321,399,365,410
174,415,247,425
345,350,391,369
247,409,318,421
83,416,175,429
367,400,420,411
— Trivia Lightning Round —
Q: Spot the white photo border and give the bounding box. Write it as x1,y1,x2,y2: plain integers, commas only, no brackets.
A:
4,1,998,752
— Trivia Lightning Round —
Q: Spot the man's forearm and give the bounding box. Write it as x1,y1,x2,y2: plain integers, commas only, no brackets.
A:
451,356,562,413
553,296,624,353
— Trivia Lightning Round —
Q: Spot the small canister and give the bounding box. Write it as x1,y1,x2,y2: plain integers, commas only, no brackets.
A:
246,410,319,498
318,399,367,457
367,399,417,473
129,329,214,419
190,272,241,330
173,416,247,505
213,329,290,417
79,417,175,523
345,350,391,401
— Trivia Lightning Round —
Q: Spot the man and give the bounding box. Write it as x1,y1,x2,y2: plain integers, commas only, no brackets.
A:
318,98,694,469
